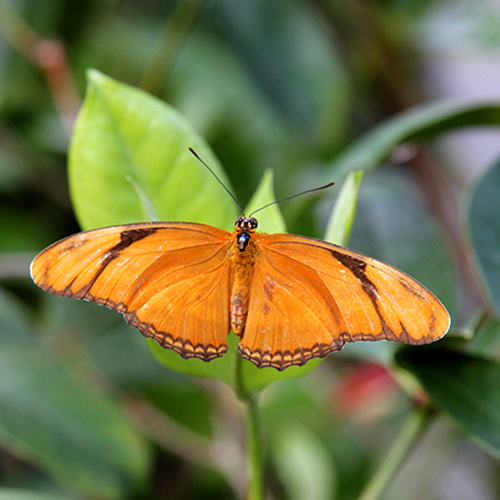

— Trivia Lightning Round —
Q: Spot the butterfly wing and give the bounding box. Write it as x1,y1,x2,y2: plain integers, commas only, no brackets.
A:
239,233,451,370
31,222,233,361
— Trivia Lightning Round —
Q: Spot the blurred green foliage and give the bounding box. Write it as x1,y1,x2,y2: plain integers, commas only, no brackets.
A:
2,0,500,499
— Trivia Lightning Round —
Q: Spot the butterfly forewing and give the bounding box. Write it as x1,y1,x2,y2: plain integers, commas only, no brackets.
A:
238,233,450,370
30,222,233,361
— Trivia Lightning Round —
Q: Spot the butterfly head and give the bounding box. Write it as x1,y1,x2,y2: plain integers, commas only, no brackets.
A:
235,216,258,252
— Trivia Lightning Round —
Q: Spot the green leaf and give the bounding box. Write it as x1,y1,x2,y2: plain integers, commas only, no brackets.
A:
396,345,500,458
148,335,237,388
69,70,238,231
0,489,75,500
0,293,149,500
195,1,350,148
330,101,500,178
468,315,500,356
239,357,323,394
244,169,287,234
0,288,31,347
324,170,364,246
468,156,500,315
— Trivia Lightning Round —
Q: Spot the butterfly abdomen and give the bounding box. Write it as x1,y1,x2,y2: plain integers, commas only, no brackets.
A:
230,228,257,336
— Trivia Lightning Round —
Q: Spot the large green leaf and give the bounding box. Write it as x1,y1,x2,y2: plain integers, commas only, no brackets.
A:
330,101,500,178
69,70,238,231
467,156,500,315
0,293,150,500
396,345,500,458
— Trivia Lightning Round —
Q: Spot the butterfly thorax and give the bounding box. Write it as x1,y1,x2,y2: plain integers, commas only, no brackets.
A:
230,216,258,336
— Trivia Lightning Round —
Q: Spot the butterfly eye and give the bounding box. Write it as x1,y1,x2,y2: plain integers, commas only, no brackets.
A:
249,217,258,230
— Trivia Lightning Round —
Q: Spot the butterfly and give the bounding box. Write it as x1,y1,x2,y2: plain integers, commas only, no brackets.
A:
30,213,451,371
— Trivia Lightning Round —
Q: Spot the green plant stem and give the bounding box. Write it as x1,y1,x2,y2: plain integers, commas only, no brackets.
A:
235,355,266,500
0,1,38,58
140,0,206,95
246,393,265,500
357,404,434,500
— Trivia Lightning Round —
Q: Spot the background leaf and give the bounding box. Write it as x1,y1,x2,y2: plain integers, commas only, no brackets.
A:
468,156,500,315
0,293,150,500
330,102,500,179
272,423,337,500
396,345,500,458
0,489,75,500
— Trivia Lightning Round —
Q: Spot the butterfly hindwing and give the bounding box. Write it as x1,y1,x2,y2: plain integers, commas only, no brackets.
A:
239,233,450,370
30,222,233,361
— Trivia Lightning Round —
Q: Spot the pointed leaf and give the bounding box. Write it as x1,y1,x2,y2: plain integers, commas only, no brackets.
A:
245,169,286,234
324,170,364,246
67,72,322,389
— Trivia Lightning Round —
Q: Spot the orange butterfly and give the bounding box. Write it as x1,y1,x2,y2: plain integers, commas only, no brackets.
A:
30,213,450,371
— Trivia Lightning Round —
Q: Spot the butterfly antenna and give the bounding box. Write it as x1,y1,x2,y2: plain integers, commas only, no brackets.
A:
249,182,335,217
189,148,245,216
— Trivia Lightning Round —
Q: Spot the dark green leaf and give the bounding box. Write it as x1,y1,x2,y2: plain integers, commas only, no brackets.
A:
210,0,350,147
468,315,500,356
330,102,500,178
396,345,500,457
468,156,500,315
